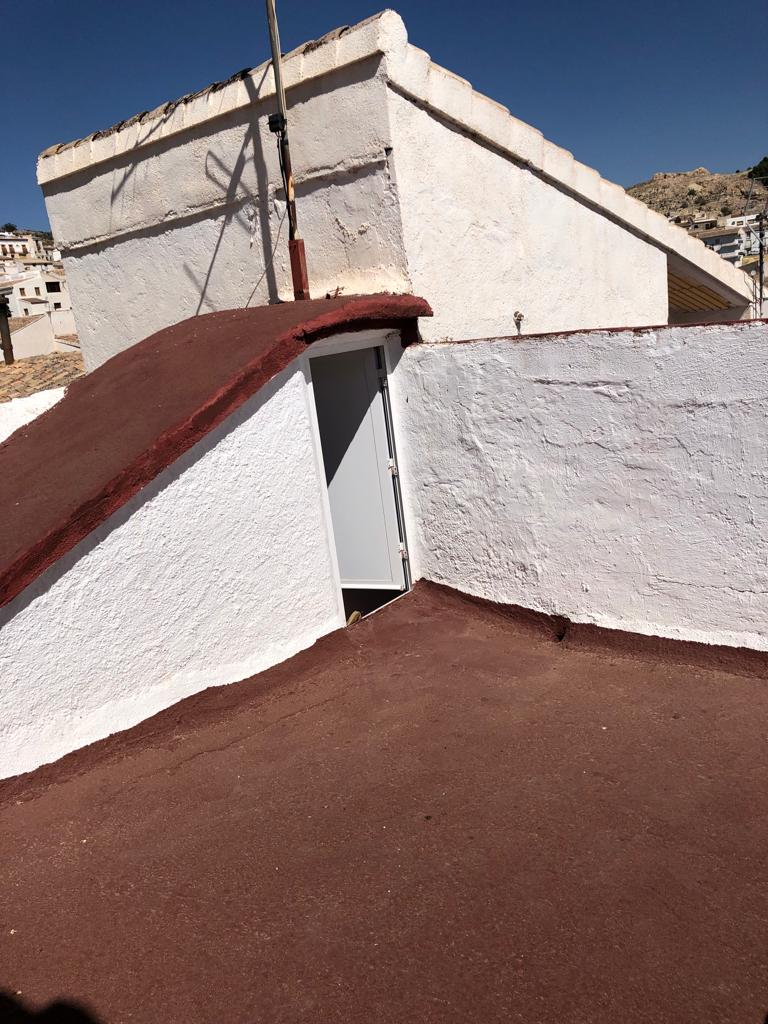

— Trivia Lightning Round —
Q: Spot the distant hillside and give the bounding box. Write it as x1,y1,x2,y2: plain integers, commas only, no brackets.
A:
0,224,53,238
628,167,768,220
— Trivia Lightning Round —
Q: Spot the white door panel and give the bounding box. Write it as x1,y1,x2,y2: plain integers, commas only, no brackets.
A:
311,347,405,590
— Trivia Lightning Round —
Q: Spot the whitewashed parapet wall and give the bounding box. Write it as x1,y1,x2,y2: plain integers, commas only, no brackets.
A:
382,31,751,334
395,320,768,651
37,18,411,369
38,12,751,369
0,366,344,779
386,87,669,341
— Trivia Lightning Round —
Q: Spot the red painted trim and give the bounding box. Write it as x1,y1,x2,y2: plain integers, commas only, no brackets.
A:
288,239,310,301
0,294,432,610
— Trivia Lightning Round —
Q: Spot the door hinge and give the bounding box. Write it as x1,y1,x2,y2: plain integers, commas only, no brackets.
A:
399,541,409,561
388,458,399,477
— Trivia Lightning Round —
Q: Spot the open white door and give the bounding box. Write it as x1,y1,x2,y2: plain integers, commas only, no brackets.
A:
310,346,407,591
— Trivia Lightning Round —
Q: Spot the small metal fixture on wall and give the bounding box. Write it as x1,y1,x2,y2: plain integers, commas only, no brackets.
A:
265,0,310,300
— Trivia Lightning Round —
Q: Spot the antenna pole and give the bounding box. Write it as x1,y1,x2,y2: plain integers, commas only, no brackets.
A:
265,0,310,300
759,212,765,316
0,295,14,365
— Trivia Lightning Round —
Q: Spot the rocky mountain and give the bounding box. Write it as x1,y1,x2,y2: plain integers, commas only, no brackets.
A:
628,167,768,220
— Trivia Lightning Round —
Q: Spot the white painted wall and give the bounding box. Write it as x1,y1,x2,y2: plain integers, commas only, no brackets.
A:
45,57,409,369
0,388,64,444
51,306,77,338
61,152,407,370
387,89,669,340
0,365,344,779
38,11,751,370
8,315,55,358
395,321,768,651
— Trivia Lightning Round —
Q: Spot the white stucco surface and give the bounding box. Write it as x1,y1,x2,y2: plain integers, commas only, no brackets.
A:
0,366,344,779
43,56,409,369
63,151,408,369
395,320,768,650
0,387,64,444
51,307,77,338
8,315,55,359
37,11,751,369
387,89,668,340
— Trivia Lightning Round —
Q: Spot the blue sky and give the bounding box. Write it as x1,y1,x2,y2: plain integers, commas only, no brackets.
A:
3,0,766,230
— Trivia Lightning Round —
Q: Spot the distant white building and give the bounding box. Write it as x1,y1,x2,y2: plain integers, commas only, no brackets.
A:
2,265,71,315
0,231,57,267
733,215,766,263
693,214,765,263
693,225,743,263
689,212,765,315
725,212,764,229
0,264,77,353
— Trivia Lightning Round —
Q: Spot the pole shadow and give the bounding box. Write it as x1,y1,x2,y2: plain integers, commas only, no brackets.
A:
180,67,284,315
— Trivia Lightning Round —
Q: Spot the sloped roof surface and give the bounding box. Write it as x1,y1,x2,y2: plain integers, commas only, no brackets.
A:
8,315,45,333
0,294,430,609
1,581,767,1022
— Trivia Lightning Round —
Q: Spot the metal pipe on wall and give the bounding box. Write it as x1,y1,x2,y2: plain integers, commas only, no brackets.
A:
0,295,15,365
265,0,310,300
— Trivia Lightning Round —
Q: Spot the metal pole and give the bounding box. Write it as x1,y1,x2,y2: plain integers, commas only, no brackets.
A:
265,0,287,121
265,0,310,300
0,295,14,365
759,213,765,317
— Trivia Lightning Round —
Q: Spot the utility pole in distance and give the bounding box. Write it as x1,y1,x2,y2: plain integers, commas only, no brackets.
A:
0,295,14,365
758,211,765,317
265,0,310,300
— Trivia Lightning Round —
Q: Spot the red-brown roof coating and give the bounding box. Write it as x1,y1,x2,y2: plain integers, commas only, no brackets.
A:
2,581,768,1023
0,294,431,609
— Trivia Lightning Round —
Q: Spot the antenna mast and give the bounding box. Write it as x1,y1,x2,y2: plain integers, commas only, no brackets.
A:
741,174,767,318
265,0,310,300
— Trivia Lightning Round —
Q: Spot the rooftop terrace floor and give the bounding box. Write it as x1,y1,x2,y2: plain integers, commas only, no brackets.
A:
1,582,767,1023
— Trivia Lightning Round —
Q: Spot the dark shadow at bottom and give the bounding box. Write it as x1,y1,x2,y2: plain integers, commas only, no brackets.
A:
0,992,102,1024
342,587,403,621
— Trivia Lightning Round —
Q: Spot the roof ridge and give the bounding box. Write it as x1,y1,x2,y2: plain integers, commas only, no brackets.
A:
38,10,396,161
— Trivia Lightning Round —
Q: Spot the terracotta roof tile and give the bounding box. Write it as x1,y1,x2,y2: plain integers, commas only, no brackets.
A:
0,351,84,402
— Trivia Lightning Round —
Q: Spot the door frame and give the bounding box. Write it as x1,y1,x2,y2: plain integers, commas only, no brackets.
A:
299,328,412,607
